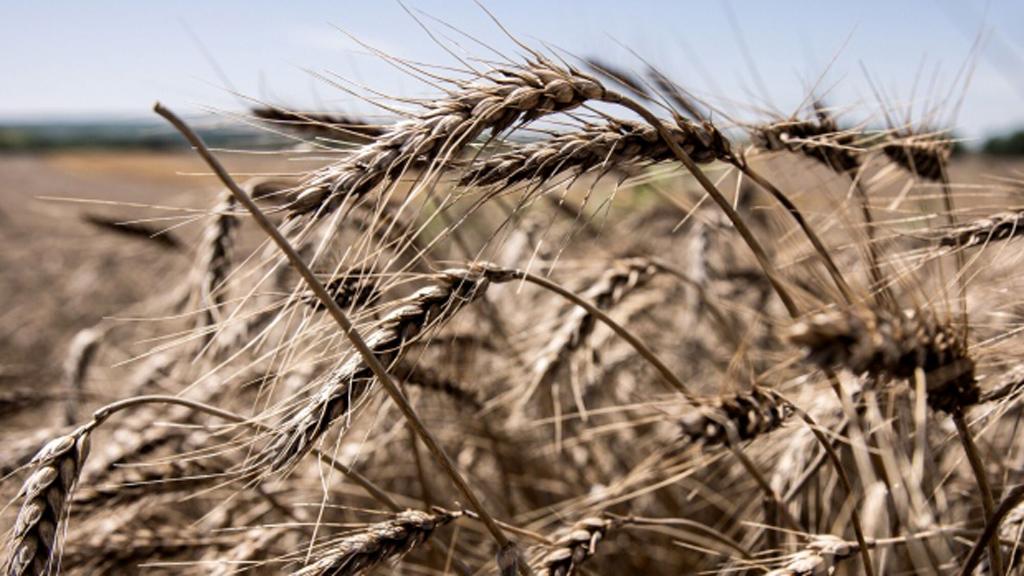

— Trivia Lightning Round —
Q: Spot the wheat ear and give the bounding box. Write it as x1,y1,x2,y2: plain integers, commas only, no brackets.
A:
290,60,606,216
197,189,238,335
938,209,1024,249
789,306,978,413
293,509,460,576
264,267,493,470
534,517,615,576
253,104,385,142
764,535,854,576
2,428,91,576
679,387,791,447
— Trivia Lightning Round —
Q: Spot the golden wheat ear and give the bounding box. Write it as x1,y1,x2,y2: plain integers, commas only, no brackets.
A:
789,306,979,413
679,387,791,447
292,509,460,576
3,430,90,576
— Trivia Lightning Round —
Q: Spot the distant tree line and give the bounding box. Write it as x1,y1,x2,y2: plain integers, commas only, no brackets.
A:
0,121,290,151
983,129,1024,156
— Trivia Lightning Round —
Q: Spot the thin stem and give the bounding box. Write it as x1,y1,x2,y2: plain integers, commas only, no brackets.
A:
783,417,850,502
939,162,969,341
153,102,531,576
952,407,1003,575
649,258,742,349
610,515,751,559
401,381,435,508
735,162,854,304
723,432,801,531
958,484,1024,576
775,392,875,576
852,180,894,306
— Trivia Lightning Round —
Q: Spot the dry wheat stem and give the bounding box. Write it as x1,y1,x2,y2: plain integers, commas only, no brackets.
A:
959,484,1024,576
734,161,854,304
774,392,874,576
952,406,1003,574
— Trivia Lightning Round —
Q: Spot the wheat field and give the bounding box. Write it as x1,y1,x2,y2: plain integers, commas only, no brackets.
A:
6,18,1024,576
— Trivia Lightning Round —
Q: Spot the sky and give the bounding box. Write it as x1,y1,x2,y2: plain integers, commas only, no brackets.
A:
3,1,1024,141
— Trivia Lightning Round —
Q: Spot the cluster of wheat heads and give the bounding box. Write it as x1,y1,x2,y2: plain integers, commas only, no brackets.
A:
8,28,1024,576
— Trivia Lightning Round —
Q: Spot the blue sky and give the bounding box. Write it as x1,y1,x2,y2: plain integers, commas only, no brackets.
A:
3,1,1024,140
